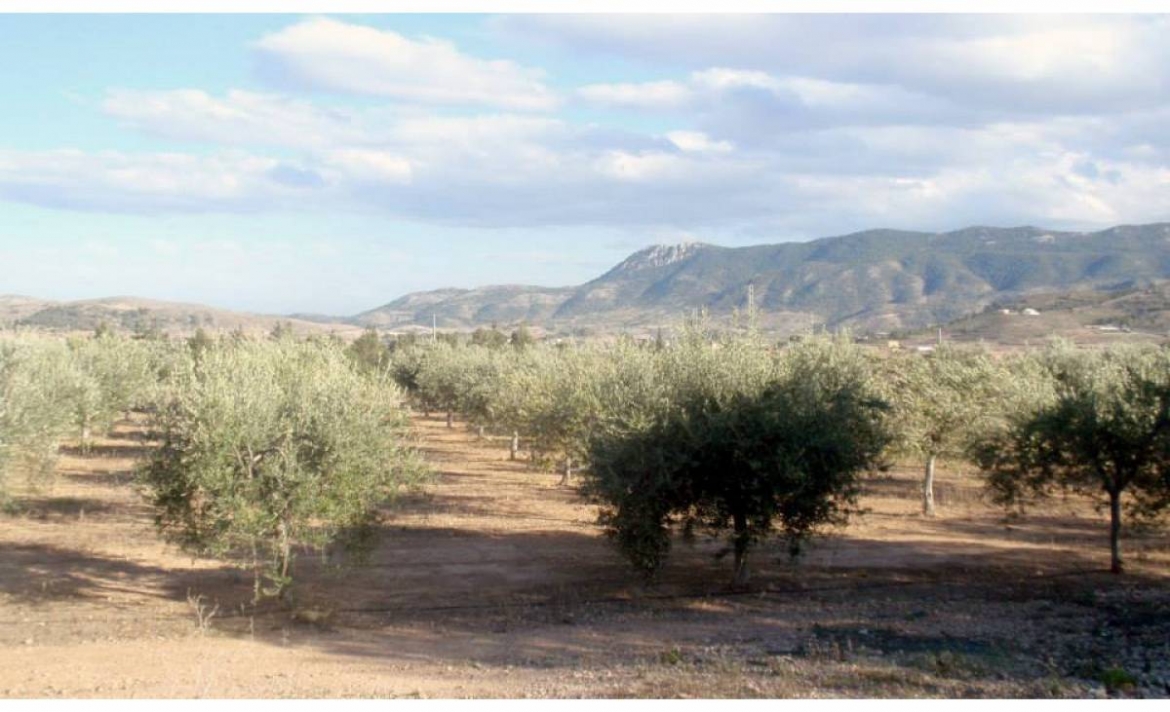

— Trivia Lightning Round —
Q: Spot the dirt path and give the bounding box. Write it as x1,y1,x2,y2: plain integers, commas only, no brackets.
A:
1,415,1168,698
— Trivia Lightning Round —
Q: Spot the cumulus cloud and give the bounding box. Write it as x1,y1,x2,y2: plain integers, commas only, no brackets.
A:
253,17,559,111
4,107,1169,236
2,16,1169,239
0,118,760,227
577,80,692,109
320,149,413,184
103,89,378,149
504,15,1170,117
578,68,972,139
665,131,733,154
0,149,305,213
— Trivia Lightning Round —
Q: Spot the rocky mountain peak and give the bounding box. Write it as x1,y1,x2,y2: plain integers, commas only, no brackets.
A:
615,242,708,273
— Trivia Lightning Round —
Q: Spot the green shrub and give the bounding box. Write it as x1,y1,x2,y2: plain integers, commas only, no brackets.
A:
586,337,890,585
140,338,427,602
0,338,76,497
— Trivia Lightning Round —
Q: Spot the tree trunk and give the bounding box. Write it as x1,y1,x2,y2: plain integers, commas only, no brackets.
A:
271,520,293,605
509,431,519,461
251,543,262,604
446,411,453,429
922,455,937,517
279,521,292,582
732,511,750,588
1109,489,1124,574
559,457,573,486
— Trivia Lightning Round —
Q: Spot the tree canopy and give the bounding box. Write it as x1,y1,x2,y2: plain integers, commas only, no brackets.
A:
973,345,1170,573
586,338,890,586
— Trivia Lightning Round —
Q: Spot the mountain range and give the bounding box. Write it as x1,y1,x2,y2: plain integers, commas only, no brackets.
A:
5,222,1170,339
354,222,1170,335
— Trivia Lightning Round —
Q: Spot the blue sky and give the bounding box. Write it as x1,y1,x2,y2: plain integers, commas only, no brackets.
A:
1,14,1169,314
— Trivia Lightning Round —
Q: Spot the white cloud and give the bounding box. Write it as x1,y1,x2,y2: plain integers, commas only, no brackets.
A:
594,151,690,182
507,15,1170,116
576,80,692,109
254,17,559,111
4,111,1169,236
690,68,780,93
389,114,566,155
103,89,376,149
763,145,1170,235
321,149,412,184
0,149,301,213
666,131,733,154
576,66,967,139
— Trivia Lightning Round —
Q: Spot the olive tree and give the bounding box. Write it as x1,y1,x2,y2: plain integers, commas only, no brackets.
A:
510,324,536,349
498,346,608,481
346,328,390,375
478,323,775,485
972,344,1170,574
881,345,1005,516
470,327,508,349
586,337,890,586
656,314,778,408
413,343,468,427
446,347,512,438
140,338,427,601
0,338,76,498
62,334,178,450
0,341,67,491
387,342,428,401
491,340,670,483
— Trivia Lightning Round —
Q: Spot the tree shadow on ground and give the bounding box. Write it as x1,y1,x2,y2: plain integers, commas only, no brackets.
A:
5,495,120,520
0,541,235,606
917,513,1108,545
228,521,1170,684
3,499,1167,691
271,552,1170,694
392,483,588,526
59,442,154,460
860,473,987,506
59,470,138,488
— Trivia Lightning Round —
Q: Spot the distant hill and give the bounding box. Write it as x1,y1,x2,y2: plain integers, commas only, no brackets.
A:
356,223,1170,335
354,286,574,330
0,296,362,338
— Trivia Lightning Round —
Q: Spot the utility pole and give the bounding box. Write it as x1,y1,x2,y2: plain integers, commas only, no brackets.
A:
747,283,755,313
432,313,437,343
937,327,943,346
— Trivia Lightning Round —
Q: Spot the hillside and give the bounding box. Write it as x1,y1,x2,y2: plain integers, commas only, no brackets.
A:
917,282,1170,347
0,296,361,338
356,223,1170,335
355,285,574,330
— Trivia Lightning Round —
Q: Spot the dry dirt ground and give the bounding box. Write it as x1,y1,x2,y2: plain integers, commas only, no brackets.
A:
1,414,1169,699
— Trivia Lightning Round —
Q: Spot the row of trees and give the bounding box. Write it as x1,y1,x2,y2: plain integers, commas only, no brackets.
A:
388,327,1170,580
0,329,427,601
5,322,1170,596
0,333,177,500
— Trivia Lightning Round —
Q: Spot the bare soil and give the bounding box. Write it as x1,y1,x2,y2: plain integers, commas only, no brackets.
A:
1,414,1168,698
